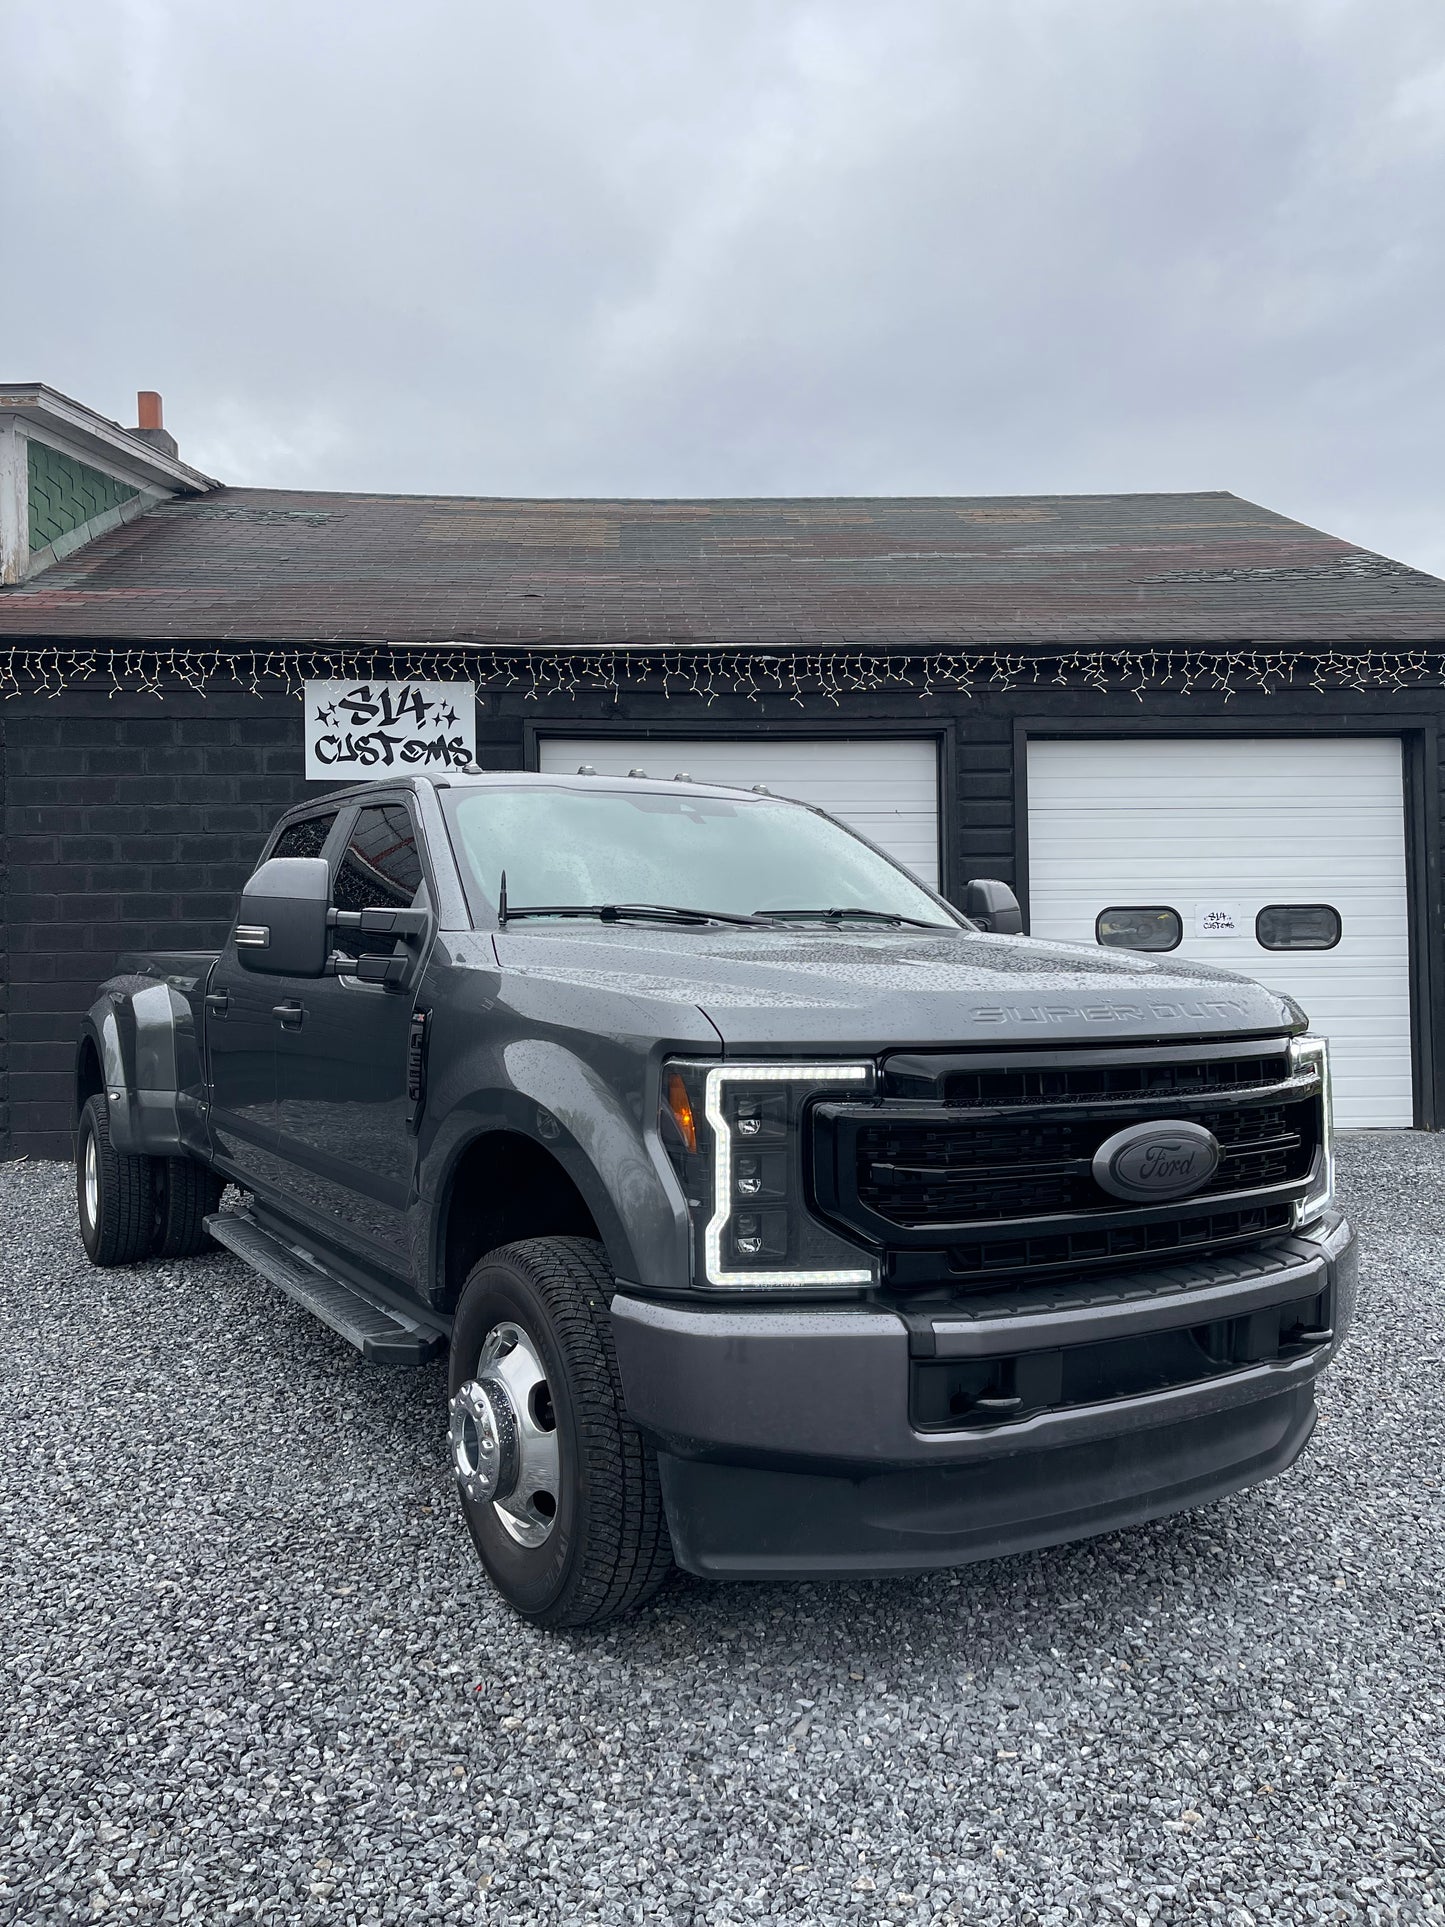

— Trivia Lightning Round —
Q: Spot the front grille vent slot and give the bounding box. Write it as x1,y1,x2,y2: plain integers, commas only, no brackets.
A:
941,1201,1294,1280
887,1051,1291,1109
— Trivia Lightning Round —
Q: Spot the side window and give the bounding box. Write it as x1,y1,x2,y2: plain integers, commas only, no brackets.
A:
1096,906,1182,952
269,812,337,862
1256,904,1341,951
333,803,424,912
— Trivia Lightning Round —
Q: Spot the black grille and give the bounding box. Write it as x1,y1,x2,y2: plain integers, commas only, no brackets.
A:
856,1098,1314,1226
812,1038,1322,1287
940,1201,1295,1280
886,1050,1291,1109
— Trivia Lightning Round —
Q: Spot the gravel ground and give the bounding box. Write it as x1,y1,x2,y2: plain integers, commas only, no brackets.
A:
1,1139,1441,1927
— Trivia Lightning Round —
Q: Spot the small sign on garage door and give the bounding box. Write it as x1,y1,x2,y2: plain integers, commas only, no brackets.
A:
1194,902,1244,938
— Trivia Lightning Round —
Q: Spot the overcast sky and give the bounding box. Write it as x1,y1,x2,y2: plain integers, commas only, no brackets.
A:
6,0,1445,571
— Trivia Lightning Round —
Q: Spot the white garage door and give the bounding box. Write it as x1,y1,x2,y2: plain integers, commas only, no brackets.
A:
1027,737,1413,1128
538,737,940,887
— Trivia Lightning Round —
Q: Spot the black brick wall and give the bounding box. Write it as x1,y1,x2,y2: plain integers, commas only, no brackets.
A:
0,687,527,1158
4,694,305,1156
3,675,1443,1159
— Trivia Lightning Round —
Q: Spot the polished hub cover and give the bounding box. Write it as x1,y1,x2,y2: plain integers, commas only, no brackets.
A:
83,1132,99,1228
450,1377,516,1504
449,1321,560,1547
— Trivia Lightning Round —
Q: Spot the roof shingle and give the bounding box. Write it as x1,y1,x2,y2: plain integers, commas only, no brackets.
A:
2,486,1442,646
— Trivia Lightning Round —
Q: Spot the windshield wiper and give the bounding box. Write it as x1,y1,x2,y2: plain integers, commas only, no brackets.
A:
497,876,765,928
752,907,948,930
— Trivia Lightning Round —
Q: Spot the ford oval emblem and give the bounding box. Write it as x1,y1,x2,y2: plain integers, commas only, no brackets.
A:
1091,1120,1221,1202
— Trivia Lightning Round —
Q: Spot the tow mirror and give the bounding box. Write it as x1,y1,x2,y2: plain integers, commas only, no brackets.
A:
963,878,1024,935
233,857,331,977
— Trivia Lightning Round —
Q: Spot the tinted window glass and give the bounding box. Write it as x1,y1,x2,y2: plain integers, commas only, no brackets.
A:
333,803,423,911
270,813,337,862
1096,906,1182,952
446,785,950,924
1256,904,1341,950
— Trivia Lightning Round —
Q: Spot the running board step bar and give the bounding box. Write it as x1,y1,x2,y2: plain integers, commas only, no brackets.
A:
206,1211,444,1364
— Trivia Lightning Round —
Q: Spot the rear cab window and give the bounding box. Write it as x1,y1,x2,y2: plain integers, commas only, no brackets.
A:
268,812,338,863
334,802,425,913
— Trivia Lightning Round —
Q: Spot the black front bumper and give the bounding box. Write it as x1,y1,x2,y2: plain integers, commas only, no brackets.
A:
610,1213,1357,1579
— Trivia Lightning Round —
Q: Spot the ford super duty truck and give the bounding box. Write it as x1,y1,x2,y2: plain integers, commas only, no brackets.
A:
75,771,1355,1627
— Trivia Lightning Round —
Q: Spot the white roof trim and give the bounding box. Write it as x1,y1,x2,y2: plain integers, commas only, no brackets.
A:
0,382,220,493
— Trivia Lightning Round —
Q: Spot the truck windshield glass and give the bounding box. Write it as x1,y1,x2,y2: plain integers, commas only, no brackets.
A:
447,786,953,926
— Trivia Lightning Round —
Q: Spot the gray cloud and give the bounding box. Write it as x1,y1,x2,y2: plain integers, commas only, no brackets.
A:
6,0,1445,570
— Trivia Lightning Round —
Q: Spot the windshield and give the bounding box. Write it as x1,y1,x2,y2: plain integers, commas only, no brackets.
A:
446,785,955,926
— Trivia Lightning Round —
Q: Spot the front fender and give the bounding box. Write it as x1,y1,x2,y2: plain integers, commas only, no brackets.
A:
421,1044,692,1297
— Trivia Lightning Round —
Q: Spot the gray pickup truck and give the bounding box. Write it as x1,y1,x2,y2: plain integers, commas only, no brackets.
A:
75,771,1355,1626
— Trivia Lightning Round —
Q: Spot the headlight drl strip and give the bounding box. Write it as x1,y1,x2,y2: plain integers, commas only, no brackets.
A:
1288,1034,1335,1229
702,1063,874,1287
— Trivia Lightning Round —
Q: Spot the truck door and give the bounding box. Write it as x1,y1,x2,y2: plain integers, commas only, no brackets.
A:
269,798,427,1265
204,810,342,1194
204,937,282,1186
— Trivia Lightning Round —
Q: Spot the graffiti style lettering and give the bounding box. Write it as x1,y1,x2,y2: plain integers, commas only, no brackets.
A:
304,680,476,782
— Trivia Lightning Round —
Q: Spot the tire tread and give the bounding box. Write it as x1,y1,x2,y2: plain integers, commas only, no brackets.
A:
155,1157,224,1259
78,1094,157,1267
465,1236,673,1627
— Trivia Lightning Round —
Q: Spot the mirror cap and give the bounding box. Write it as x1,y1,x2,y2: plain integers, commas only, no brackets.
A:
244,856,330,902
963,878,1024,935
235,856,331,976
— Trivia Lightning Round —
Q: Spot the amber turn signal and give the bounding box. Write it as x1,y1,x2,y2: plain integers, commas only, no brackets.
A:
665,1070,698,1154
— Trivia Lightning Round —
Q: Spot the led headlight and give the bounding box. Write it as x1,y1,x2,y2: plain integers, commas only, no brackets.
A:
660,1060,879,1290
1289,1034,1335,1228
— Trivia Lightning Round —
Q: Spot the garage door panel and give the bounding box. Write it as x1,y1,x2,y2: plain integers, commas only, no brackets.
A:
1027,737,1412,1129
538,736,941,887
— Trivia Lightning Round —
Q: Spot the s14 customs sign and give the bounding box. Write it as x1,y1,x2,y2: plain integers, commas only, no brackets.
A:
304,680,476,781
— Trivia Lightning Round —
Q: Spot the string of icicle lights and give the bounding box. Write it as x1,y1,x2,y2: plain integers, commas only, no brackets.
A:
4,643,1445,704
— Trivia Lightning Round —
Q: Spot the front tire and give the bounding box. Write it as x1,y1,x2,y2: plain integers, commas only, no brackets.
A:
448,1237,672,1628
76,1094,158,1267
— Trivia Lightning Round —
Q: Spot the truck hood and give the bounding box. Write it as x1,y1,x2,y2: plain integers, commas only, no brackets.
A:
493,922,1299,1051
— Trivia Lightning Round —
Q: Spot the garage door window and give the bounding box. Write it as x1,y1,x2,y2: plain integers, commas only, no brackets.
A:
1095,907,1182,952
1256,904,1342,951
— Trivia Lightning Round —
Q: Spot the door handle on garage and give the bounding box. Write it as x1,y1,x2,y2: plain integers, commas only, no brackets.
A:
272,1000,305,1031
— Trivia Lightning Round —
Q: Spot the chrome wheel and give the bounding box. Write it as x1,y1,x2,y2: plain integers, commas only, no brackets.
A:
82,1131,99,1231
450,1321,560,1548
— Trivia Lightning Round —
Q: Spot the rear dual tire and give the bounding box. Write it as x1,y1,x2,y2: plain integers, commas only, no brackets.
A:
76,1093,222,1267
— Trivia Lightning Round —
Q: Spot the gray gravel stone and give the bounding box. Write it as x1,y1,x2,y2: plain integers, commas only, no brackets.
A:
0,1136,1441,1925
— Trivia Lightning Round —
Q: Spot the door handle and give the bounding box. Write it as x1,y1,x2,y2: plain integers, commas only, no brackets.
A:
205,991,230,1017
273,1000,305,1031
